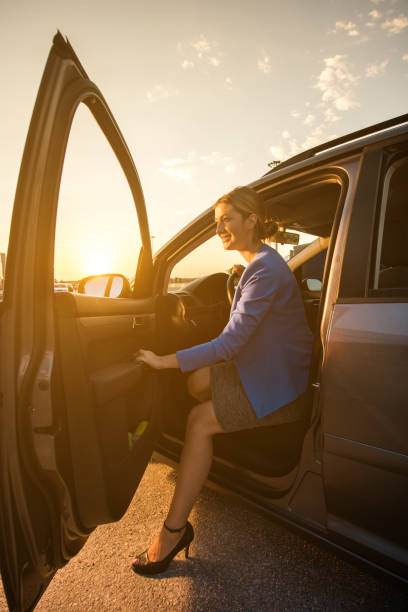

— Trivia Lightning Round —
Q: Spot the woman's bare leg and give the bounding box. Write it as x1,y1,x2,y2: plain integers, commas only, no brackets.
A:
166,399,223,523
145,368,223,562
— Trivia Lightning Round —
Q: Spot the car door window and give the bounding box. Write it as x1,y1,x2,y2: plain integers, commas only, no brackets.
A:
55,103,141,287
371,156,408,296
169,234,239,291
168,231,317,291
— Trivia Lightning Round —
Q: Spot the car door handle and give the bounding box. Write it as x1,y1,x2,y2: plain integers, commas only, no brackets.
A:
312,382,320,390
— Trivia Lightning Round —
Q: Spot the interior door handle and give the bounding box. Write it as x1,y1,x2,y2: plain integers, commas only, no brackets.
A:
132,316,145,328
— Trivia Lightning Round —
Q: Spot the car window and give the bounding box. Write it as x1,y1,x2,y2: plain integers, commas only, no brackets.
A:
294,248,327,286
371,156,408,296
54,103,141,291
168,231,318,291
285,232,320,262
169,234,239,291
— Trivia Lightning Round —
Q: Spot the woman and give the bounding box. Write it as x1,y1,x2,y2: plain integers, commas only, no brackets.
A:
132,186,313,575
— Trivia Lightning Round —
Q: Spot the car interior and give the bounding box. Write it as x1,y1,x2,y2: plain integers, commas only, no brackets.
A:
155,176,342,497
51,172,343,531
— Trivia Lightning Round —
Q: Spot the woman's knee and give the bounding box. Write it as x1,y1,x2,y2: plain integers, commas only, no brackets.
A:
187,367,211,402
186,402,223,437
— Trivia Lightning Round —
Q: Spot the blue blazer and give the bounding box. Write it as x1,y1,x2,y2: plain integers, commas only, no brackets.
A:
176,244,313,418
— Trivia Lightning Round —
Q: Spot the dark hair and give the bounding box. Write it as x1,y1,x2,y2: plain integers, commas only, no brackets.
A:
214,186,278,241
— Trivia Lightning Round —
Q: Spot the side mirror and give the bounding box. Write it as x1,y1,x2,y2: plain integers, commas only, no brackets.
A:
302,278,322,293
78,274,131,298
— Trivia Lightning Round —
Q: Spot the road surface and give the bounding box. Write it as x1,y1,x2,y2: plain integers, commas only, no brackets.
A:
1,456,407,611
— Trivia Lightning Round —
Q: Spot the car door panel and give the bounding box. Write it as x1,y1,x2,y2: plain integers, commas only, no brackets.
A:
322,302,408,564
54,292,160,528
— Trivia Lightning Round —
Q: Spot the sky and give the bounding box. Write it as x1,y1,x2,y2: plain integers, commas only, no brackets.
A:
0,0,407,279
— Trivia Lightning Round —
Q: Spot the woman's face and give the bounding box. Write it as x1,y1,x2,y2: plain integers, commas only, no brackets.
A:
214,202,257,251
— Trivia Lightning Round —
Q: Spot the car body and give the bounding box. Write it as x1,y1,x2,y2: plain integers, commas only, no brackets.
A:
0,33,407,611
54,283,73,293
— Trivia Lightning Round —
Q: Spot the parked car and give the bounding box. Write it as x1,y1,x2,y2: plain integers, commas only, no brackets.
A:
0,32,407,611
54,282,74,293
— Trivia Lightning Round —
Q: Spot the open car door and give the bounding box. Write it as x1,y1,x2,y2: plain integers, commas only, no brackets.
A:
0,33,162,611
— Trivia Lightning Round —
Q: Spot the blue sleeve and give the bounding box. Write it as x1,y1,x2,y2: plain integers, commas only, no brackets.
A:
176,259,281,372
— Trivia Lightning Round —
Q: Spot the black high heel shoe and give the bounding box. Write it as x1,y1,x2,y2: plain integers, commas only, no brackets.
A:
131,521,194,575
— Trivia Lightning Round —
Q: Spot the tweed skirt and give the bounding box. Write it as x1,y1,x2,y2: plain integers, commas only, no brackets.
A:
210,360,306,433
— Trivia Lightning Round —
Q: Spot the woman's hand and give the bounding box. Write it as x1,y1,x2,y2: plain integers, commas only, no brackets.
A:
134,350,180,370
231,263,245,278
134,349,163,369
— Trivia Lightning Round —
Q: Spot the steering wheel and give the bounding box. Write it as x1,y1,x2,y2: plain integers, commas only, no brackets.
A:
227,265,245,305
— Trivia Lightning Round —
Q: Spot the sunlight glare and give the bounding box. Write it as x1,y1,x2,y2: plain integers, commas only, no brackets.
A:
83,251,113,277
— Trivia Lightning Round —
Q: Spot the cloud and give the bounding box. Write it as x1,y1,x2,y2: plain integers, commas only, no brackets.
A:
335,95,359,111
324,108,342,122
403,53,408,62
159,153,195,183
181,60,194,69
381,14,408,35
198,152,237,173
315,55,359,111
192,34,211,57
302,125,331,151
291,110,301,119
190,34,221,67
163,157,192,165
223,157,237,174
225,77,233,90
269,145,286,161
159,150,237,183
368,9,381,19
199,152,221,165
146,85,178,103
270,107,347,163
269,125,337,164
332,21,360,37
269,137,304,165
257,55,271,74
160,166,193,183
365,59,389,77
304,113,315,126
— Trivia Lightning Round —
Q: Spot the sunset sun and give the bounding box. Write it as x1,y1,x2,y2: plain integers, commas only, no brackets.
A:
83,251,113,277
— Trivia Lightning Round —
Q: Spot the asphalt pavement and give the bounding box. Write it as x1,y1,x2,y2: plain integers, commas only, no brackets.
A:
1,456,407,611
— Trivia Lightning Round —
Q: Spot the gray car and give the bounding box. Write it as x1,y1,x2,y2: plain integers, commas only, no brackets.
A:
0,33,407,611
